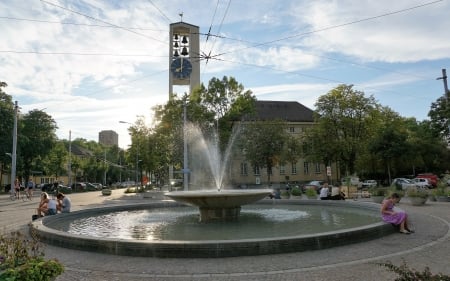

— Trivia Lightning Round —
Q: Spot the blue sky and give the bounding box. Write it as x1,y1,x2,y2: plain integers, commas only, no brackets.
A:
1,0,449,148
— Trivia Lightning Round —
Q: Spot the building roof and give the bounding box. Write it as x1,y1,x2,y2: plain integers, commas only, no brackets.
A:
69,144,93,157
251,100,315,122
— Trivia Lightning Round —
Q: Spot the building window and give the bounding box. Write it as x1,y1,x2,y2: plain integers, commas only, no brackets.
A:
303,162,309,174
291,162,297,174
240,162,248,176
280,165,285,175
315,163,321,173
254,165,260,176
289,127,295,133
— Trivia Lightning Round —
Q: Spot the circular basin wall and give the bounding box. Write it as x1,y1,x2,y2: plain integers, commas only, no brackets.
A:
30,200,395,258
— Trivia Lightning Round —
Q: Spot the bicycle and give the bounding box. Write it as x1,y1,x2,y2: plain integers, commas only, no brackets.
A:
9,191,19,201
21,190,32,201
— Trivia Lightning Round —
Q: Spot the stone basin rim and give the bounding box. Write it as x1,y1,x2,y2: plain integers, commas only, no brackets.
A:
30,200,395,258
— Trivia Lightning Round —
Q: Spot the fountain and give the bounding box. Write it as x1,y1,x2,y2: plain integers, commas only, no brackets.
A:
30,122,395,258
165,122,271,222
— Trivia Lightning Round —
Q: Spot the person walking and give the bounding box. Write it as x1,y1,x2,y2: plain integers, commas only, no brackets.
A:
14,178,20,200
27,178,34,199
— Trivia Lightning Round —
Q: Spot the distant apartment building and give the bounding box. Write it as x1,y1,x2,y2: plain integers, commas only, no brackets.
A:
99,130,118,146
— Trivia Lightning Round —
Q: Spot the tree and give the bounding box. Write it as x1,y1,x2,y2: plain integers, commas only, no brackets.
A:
238,120,289,185
0,82,14,185
41,141,68,180
428,95,450,143
369,124,409,183
308,84,377,176
19,109,58,182
191,76,256,152
151,77,255,186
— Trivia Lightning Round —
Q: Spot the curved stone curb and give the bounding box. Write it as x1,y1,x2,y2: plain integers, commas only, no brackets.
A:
31,200,395,258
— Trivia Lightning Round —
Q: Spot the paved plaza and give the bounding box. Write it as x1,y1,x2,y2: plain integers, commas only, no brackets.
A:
1,189,449,281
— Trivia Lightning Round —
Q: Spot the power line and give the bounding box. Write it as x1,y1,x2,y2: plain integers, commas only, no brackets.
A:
0,50,165,57
212,0,445,58
40,0,166,45
0,16,167,32
146,0,172,23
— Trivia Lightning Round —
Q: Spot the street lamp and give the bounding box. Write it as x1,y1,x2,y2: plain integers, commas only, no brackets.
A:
119,121,139,191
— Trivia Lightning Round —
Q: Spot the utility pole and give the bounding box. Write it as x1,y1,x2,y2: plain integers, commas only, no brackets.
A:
10,101,18,196
68,130,72,188
437,68,449,98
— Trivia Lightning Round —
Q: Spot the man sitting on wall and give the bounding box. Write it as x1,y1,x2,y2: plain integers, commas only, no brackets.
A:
56,192,71,213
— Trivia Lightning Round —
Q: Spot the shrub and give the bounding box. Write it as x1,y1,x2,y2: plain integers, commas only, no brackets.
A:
378,260,450,281
291,186,302,196
370,187,387,197
0,230,64,280
406,188,429,198
305,188,317,197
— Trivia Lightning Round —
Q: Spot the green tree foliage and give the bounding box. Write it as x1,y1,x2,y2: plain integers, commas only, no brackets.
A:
308,84,377,176
191,76,256,152
0,82,14,184
152,77,255,185
41,141,68,180
428,95,450,142
19,109,58,182
238,120,289,184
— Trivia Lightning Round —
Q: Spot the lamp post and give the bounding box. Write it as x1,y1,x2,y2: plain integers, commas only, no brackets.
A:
10,101,18,196
119,121,139,191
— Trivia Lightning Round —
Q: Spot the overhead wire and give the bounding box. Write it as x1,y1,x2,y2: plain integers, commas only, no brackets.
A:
0,16,167,31
39,0,167,45
146,0,172,23
207,56,420,99
212,0,444,58
203,0,231,65
3,0,443,118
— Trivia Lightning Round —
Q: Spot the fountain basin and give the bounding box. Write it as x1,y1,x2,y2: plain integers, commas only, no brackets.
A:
30,200,396,258
165,189,272,222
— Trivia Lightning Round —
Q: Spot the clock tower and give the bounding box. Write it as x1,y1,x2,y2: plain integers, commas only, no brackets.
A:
169,21,200,95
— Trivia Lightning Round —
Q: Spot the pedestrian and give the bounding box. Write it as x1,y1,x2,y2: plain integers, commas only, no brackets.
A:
14,178,20,199
27,178,34,199
56,192,71,213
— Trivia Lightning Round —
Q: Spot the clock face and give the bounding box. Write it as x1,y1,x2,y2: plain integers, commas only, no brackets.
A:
170,58,192,79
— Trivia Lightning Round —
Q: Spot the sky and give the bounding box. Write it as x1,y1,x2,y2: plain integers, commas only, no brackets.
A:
1,0,449,148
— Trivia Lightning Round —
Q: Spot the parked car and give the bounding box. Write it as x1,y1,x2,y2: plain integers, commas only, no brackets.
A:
342,176,362,188
361,180,377,188
416,173,438,187
85,182,99,191
392,178,416,190
302,180,324,193
71,182,86,191
413,178,431,188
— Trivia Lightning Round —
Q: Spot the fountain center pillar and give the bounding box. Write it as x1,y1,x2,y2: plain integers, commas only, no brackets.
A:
199,206,241,222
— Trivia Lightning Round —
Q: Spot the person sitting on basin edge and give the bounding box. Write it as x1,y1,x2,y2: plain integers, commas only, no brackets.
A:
381,192,413,234
37,192,57,217
56,192,71,213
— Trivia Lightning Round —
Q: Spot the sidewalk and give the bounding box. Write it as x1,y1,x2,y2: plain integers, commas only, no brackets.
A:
1,190,449,281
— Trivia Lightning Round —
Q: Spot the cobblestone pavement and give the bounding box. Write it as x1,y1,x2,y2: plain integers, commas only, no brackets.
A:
1,190,449,281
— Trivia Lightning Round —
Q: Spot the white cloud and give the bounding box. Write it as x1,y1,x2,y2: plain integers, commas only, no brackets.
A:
0,0,448,149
